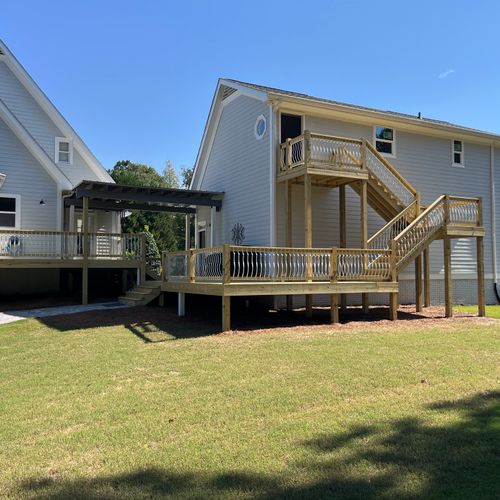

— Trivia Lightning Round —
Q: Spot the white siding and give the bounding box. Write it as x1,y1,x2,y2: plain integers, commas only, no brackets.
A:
0,61,103,184
198,95,271,246
0,116,58,230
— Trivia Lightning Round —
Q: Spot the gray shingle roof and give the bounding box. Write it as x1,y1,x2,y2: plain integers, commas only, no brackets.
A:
224,79,500,139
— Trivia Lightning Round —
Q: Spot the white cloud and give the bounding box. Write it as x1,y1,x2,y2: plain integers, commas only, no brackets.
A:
438,69,455,79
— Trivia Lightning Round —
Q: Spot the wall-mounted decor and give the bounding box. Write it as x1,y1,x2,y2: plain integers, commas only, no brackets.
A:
231,222,245,245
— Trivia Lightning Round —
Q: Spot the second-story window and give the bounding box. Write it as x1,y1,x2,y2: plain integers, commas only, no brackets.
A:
374,126,395,156
55,137,73,164
452,140,464,167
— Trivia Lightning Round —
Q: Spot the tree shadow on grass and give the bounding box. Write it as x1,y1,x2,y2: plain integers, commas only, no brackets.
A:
14,391,500,499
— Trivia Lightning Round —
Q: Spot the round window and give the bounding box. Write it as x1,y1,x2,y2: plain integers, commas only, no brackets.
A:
254,115,267,139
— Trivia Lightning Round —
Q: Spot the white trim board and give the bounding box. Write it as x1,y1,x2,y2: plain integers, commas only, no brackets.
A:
0,39,113,183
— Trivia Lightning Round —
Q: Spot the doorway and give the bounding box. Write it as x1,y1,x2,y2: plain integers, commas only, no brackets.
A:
280,114,303,142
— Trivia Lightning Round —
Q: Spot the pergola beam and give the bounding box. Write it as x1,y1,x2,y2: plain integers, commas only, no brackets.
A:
65,198,196,214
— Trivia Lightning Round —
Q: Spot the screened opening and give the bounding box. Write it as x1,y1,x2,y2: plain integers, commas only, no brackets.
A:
0,195,18,228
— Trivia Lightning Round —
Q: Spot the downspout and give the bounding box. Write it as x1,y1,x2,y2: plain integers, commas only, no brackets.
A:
490,144,500,302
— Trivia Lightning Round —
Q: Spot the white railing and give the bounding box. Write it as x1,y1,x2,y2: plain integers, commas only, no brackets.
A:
0,230,144,260
163,245,393,283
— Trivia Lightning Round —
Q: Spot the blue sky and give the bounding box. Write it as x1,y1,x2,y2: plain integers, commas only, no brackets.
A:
1,1,499,175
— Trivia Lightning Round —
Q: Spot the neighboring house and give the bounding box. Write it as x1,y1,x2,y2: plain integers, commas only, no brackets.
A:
163,78,497,330
0,40,222,303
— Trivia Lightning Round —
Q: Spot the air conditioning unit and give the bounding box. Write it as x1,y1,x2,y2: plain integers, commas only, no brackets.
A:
0,173,5,189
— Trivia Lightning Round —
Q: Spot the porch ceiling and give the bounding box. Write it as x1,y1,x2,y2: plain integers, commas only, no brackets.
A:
65,180,224,214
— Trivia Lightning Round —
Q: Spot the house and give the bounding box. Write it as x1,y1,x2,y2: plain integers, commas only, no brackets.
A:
0,40,222,304
162,79,497,330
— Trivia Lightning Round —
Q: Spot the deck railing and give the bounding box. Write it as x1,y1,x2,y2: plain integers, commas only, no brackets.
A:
0,229,145,260
163,245,393,283
279,131,364,175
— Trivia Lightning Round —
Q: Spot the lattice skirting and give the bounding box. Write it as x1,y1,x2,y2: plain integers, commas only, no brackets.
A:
274,278,497,309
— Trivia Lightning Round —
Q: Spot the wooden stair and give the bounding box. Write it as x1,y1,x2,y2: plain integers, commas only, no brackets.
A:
118,280,162,306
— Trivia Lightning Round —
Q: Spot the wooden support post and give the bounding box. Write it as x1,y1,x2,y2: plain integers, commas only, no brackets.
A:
330,294,339,323
285,180,293,311
360,179,369,313
339,184,347,310
477,236,485,317
444,235,453,318
389,239,398,320
210,206,216,246
423,247,431,307
188,249,195,283
415,254,423,312
185,214,190,250
389,292,399,321
222,295,231,332
330,247,339,323
82,196,89,305
305,173,313,318
223,244,231,284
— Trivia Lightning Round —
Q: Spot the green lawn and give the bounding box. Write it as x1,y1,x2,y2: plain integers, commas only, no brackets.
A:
456,304,500,319
0,306,499,499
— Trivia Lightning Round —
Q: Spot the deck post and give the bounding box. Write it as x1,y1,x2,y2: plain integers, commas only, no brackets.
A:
82,195,89,305
339,184,347,310
210,206,216,247
423,247,431,307
443,235,453,317
222,295,231,331
477,236,485,317
389,239,398,320
330,247,339,323
140,233,147,284
223,244,231,284
415,254,423,312
285,179,293,311
304,173,313,318
185,214,191,250
360,179,369,313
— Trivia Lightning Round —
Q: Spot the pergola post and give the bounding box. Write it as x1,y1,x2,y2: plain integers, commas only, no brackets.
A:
82,195,89,305
210,206,216,247
360,179,369,313
285,180,293,311
339,184,347,311
304,173,313,318
178,214,191,317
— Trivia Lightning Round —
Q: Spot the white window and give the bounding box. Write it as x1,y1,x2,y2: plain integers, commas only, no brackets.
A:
0,194,20,228
374,126,396,157
254,115,267,140
452,140,464,167
55,137,73,164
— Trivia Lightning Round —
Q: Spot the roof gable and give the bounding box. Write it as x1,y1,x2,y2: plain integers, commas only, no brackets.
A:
0,39,113,184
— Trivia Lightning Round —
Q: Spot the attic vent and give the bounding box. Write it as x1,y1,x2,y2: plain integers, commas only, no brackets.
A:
222,86,237,100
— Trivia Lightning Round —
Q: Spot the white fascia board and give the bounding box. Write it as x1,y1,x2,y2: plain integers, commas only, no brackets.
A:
0,39,113,183
270,94,500,147
0,99,72,189
191,79,269,190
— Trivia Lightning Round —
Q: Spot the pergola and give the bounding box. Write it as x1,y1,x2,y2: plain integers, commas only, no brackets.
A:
64,180,224,304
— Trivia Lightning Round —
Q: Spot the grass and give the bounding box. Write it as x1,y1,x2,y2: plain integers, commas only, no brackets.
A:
0,305,499,499
456,304,500,319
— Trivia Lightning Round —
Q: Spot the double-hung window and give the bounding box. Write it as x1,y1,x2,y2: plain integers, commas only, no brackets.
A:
0,194,20,228
55,137,73,164
452,140,464,167
374,126,396,156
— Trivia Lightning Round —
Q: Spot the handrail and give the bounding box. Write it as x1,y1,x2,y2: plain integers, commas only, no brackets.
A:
367,199,419,249
393,195,445,244
365,141,418,198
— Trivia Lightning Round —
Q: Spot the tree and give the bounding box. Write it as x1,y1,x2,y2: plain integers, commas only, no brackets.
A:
180,165,194,188
108,160,184,252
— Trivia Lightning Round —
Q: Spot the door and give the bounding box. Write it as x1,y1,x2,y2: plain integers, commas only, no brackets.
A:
280,114,303,142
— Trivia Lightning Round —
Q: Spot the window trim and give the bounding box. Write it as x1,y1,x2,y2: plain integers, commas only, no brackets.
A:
0,193,21,229
452,139,465,168
55,137,73,165
373,126,396,158
254,115,267,140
